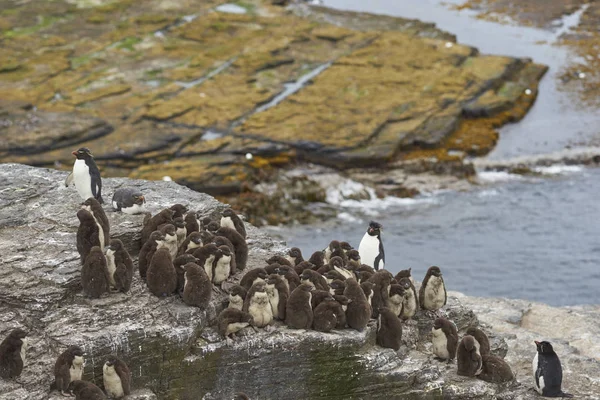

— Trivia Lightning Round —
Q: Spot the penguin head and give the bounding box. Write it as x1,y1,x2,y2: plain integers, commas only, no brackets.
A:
9,328,27,342
340,242,352,252
222,208,236,218
427,266,442,277
206,221,220,233
68,345,84,357
462,335,476,351
328,240,341,251
329,256,344,269
309,251,324,265
72,147,93,160
230,285,247,298
107,239,123,252
76,209,95,223
131,192,145,205
347,249,361,262
367,221,383,236
299,283,314,292
334,295,350,305
170,203,188,217
173,217,185,229
535,340,555,354
190,232,203,245
288,247,302,259
398,278,411,290
217,245,232,258
433,317,447,330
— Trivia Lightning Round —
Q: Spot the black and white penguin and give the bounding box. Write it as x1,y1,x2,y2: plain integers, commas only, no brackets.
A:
138,231,165,280
103,356,131,399
217,308,254,339
343,278,371,331
419,266,447,312
0,328,28,379
285,284,314,329
266,274,289,321
431,317,458,362
214,236,237,274
313,296,339,333
182,262,212,309
212,245,232,285
76,209,101,264
228,285,247,311
105,239,133,293
220,208,247,239
52,345,84,396
457,335,483,377
81,197,109,248
111,187,145,214
159,224,179,260
533,341,573,398
358,221,384,270
177,232,203,256
81,246,110,298
192,243,219,282
66,147,103,204
376,306,403,351
146,247,177,297
243,281,273,328
68,380,107,400
398,278,419,320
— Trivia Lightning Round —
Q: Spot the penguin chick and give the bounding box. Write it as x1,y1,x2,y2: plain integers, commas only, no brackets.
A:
330,256,353,280
67,147,103,204
355,270,373,283
216,226,248,271
228,285,247,310
360,281,375,307
243,281,273,328
377,306,403,351
68,380,106,400
533,340,573,398
183,262,212,309
266,274,289,321
184,211,200,234
300,269,329,291
240,268,268,291
173,254,198,295
394,268,414,285
173,217,187,248
294,261,315,276
111,187,145,214
212,245,232,285
286,247,304,266
313,296,340,333
308,251,325,269
0,328,28,379
105,239,134,293
346,249,361,264
76,209,101,265
419,266,447,311
221,208,247,239
343,278,371,331
81,246,110,298
275,265,300,293
192,243,219,282
399,277,419,320
138,231,165,280
200,216,214,231
52,345,84,396
266,255,292,268
478,354,514,383
146,247,177,297
432,317,458,361
141,208,174,245
206,221,220,233
159,224,179,260
326,240,347,264
170,203,188,219
311,290,333,310
466,327,491,356
368,270,393,318
329,279,346,296
388,284,405,317
285,284,314,329
324,270,346,284
333,295,349,328
358,221,384,270
457,335,483,377
103,355,131,399
81,197,109,247
213,236,237,274
218,308,254,339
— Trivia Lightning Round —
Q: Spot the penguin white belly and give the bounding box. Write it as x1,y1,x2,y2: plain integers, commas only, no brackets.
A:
103,367,124,398
70,356,84,382
105,249,117,287
185,241,201,253
165,234,178,259
112,200,119,210
73,159,94,200
19,337,28,365
532,353,544,394
323,246,332,263
358,233,381,269
228,294,243,310
285,255,295,265
122,203,145,215
474,341,483,375
366,292,373,307
388,294,403,317
431,329,449,359
334,265,354,280
176,227,187,247
248,295,273,327
220,216,235,230
401,291,417,318
203,255,215,281
266,286,279,317
213,256,231,284
226,322,250,336
423,276,446,310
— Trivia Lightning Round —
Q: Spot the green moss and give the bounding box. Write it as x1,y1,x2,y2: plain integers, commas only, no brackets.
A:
117,36,142,51
308,345,365,398
3,15,64,38
233,1,257,15
145,68,164,78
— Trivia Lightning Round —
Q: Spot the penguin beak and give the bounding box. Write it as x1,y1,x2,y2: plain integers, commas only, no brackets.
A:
72,151,77,156
534,341,540,346
140,196,145,202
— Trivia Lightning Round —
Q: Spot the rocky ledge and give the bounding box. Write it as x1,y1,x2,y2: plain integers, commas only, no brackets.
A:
0,0,547,224
0,163,599,399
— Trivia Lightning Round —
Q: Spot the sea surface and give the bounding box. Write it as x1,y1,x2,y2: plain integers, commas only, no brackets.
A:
267,0,600,306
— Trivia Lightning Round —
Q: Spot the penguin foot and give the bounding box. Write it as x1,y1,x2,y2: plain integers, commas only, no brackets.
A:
60,391,73,397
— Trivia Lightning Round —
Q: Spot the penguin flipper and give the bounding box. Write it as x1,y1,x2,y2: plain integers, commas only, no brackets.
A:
64,172,74,187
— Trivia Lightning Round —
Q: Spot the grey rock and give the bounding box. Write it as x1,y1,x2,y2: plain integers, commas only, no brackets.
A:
0,164,598,399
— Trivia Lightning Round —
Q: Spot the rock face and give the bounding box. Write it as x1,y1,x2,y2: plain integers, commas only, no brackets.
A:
0,0,546,203
0,163,599,400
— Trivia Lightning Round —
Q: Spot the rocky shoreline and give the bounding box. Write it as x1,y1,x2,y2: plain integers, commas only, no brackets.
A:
0,0,549,225
0,164,598,399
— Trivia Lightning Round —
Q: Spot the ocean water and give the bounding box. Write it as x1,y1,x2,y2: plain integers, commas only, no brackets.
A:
269,1,600,306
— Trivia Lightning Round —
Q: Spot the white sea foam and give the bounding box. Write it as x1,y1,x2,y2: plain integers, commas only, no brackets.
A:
477,171,524,183
533,165,583,175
